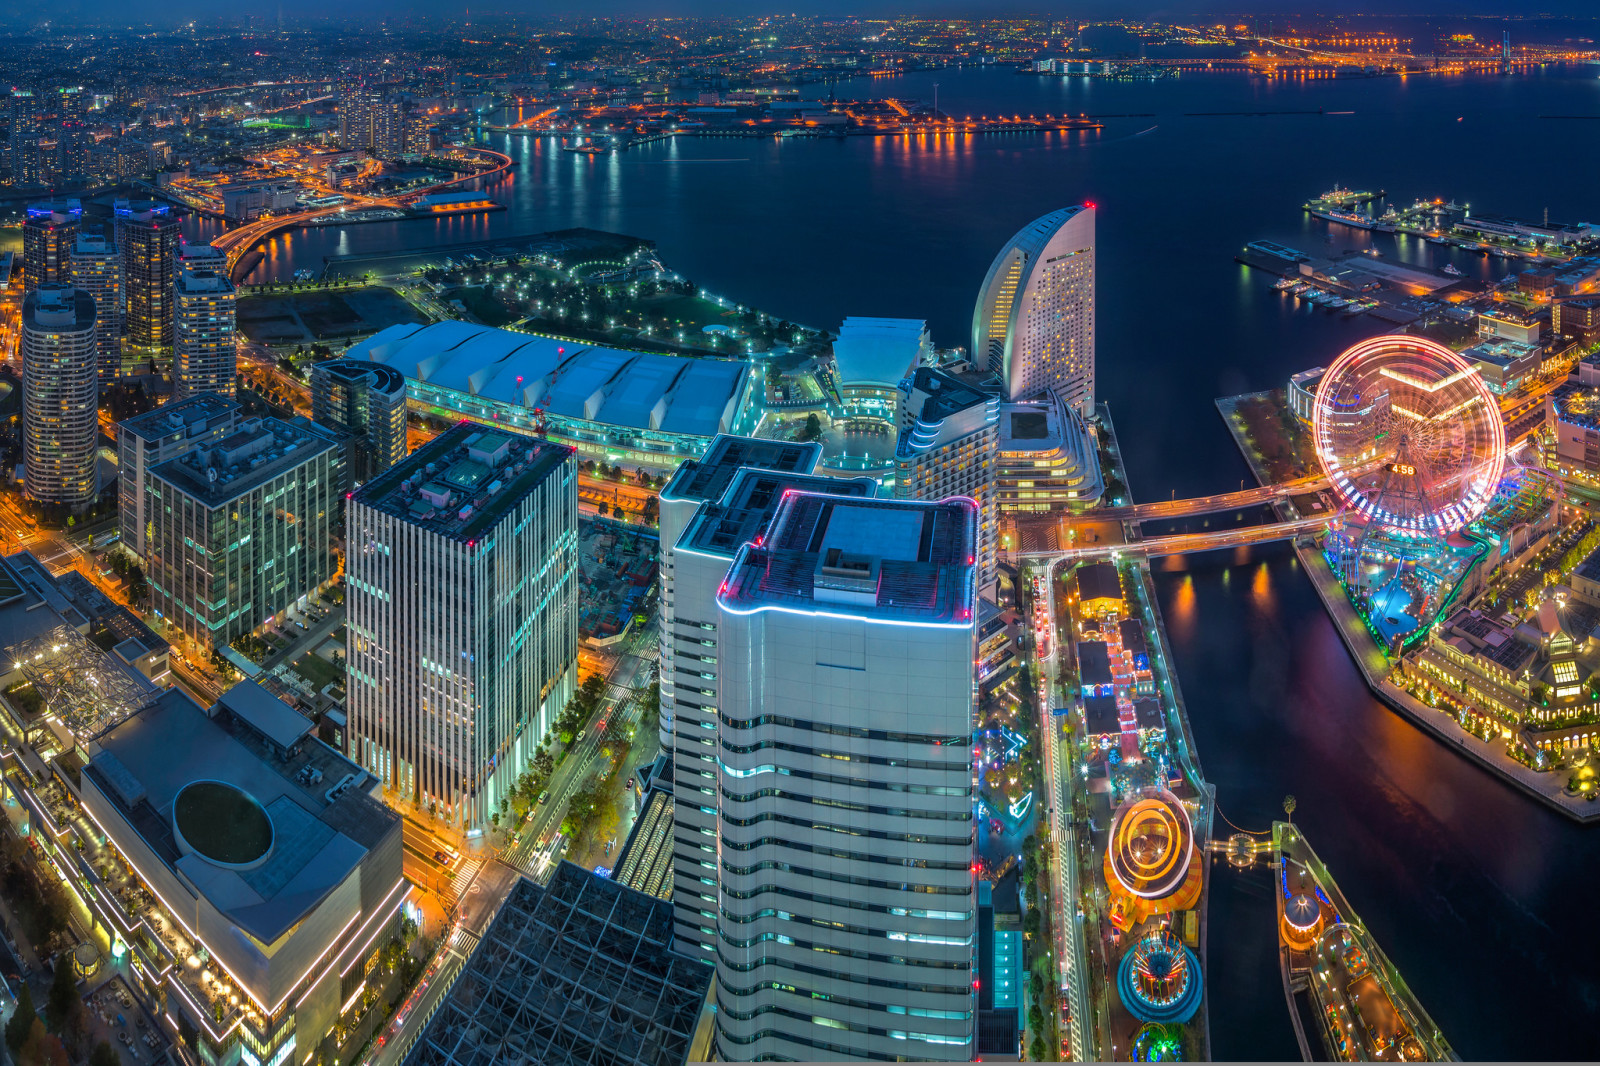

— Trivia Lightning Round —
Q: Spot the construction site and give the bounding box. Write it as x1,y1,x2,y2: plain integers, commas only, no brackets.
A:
578,520,658,646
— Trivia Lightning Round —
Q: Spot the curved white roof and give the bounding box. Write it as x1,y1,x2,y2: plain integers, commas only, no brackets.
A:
348,322,750,439
832,317,929,390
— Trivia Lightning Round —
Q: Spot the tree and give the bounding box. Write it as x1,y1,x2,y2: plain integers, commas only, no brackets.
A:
89,1041,120,1066
7,982,36,1053
798,413,823,442
46,956,84,1048
1282,794,1297,822
581,671,606,707
17,1018,68,1066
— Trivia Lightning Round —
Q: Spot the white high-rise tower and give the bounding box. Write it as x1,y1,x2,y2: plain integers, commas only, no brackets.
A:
713,493,979,1062
973,204,1096,412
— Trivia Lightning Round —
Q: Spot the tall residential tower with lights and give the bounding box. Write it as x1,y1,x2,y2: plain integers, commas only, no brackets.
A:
21,285,99,508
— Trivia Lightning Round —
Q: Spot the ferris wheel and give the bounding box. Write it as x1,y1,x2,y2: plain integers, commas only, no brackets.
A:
1312,335,1506,539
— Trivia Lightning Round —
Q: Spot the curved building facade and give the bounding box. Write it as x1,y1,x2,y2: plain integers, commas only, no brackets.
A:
22,285,100,508
310,359,409,486
973,205,1096,412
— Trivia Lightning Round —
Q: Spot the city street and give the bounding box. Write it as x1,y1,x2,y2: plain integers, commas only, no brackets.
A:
500,620,658,880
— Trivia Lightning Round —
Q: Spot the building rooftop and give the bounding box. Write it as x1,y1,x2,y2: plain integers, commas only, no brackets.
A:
832,316,928,389
1076,562,1123,603
679,467,875,559
120,393,243,443
312,358,407,398
997,395,1085,455
149,416,338,504
177,265,234,294
718,494,977,625
25,198,82,222
405,862,712,1066
23,285,95,332
72,230,116,256
349,321,751,439
354,421,571,542
906,366,992,423
1550,381,1600,433
661,434,819,507
1077,641,1113,687
84,682,395,946
1460,339,1538,369
1083,694,1119,736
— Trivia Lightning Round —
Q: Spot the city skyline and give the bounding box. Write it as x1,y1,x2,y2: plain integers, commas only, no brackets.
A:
0,11,1593,1066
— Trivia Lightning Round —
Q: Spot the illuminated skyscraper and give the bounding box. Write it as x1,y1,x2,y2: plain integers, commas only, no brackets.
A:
117,394,241,564
21,285,100,508
712,493,979,1062
345,424,578,831
655,435,874,958
146,417,338,650
973,205,1096,412
895,366,999,590
114,198,182,350
174,261,237,399
68,229,123,381
340,90,406,158
22,199,82,292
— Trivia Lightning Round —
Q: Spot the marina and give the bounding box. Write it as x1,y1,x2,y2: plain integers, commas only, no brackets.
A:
1303,186,1595,263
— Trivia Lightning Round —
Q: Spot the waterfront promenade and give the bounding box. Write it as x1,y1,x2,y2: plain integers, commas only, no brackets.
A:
1216,395,1600,823
1297,542,1600,823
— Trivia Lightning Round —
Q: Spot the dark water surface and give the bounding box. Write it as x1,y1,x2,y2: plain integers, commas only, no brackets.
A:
194,67,1600,1058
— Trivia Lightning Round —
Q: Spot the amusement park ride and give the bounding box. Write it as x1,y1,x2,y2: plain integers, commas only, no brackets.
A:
1311,335,1512,648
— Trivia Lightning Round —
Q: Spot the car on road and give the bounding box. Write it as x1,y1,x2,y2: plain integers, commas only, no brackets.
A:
433,850,451,865
537,790,549,804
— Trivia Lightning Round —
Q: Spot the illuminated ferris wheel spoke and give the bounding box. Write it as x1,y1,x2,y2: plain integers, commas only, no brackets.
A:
1313,335,1506,545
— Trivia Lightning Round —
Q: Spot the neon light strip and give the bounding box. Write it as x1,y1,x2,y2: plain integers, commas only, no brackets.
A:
1392,398,1481,423
339,981,367,1016
337,879,412,976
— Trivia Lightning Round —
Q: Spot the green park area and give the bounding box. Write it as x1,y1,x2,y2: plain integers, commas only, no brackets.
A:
237,285,427,344
1222,389,1322,484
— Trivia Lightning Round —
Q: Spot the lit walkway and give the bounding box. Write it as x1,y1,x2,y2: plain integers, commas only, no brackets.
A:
1016,515,1329,563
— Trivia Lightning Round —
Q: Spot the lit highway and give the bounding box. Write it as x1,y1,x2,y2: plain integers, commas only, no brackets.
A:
213,147,513,282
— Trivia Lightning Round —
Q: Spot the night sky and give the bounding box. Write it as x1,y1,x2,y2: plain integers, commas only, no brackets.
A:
8,1,1598,26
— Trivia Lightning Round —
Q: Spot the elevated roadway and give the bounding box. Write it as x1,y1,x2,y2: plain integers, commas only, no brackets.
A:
215,147,513,282
1090,472,1332,524
1018,515,1330,563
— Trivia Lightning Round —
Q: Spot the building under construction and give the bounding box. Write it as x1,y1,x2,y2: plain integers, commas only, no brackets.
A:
405,862,711,1066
